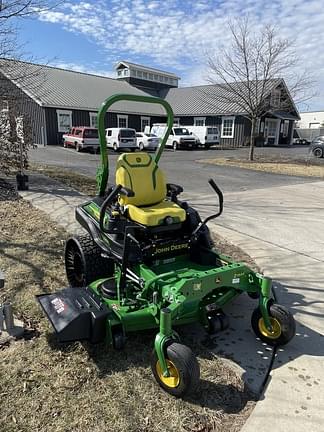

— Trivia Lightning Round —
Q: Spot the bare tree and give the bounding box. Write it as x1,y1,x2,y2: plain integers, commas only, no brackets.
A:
205,17,314,160
0,0,57,174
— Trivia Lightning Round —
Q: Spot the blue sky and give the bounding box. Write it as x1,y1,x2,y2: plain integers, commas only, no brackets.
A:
17,0,324,110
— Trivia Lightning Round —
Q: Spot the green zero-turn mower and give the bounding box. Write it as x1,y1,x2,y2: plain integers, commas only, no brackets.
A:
37,94,296,397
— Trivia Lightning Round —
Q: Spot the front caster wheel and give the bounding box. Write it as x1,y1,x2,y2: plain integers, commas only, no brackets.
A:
251,304,296,346
151,342,200,398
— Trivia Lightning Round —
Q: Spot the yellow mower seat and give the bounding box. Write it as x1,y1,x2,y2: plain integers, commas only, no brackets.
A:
115,152,186,227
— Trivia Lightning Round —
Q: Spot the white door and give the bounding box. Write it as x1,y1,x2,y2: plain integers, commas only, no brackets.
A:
264,119,279,145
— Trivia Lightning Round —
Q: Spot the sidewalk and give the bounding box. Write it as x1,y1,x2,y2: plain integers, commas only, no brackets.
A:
218,225,324,432
210,182,324,432
19,173,87,235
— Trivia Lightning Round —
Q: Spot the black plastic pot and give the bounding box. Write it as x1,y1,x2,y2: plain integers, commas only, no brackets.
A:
16,174,29,191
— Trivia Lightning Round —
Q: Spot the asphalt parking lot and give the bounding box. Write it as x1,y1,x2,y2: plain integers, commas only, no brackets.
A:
30,145,319,195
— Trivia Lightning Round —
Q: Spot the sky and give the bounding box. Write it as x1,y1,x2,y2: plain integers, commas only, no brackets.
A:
16,0,324,111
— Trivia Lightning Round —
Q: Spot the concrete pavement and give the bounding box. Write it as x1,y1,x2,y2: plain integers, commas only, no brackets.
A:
19,173,87,235
209,181,324,431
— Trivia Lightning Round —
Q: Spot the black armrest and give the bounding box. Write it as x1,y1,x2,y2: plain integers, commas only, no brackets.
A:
167,183,183,196
119,186,135,197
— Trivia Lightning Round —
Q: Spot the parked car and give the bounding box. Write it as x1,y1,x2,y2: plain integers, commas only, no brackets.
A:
186,126,219,149
150,124,198,150
136,132,159,151
62,127,99,152
309,136,324,158
105,128,137,152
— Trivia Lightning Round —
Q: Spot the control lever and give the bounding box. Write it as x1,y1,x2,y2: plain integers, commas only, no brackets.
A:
99,184,134,233
191,178,223,239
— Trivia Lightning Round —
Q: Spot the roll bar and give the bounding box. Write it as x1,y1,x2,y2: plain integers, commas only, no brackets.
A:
96,94,174,196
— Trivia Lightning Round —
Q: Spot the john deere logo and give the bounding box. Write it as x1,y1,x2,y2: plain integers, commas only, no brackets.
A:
136,157,141,162
155,243,188,254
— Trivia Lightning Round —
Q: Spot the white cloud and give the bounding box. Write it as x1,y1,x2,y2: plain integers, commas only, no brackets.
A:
50,61,115,78
38,0,324,109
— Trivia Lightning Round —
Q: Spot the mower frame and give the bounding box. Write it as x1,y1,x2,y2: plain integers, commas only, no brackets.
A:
37,93,295,396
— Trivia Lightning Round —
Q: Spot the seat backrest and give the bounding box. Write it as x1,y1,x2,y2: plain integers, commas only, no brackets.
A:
115,152,166,206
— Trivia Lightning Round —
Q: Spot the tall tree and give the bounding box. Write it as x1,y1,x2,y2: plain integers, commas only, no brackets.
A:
0,0,56,174
206,17,314,160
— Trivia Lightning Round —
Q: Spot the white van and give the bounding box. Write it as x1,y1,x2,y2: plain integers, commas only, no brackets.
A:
105,128,137,152
186,126,219,149
150,124,198,150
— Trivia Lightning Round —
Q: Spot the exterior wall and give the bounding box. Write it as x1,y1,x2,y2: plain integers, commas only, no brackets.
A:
297,111,324,129
178,115,251,147
0,73,46,145
45,107,165,145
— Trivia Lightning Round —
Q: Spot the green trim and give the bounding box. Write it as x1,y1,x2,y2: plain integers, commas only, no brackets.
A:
152,164,158,189
259,276,272,331
154,308,173,377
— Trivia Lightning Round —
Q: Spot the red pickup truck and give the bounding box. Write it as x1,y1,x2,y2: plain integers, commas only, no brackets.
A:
62,127,99,152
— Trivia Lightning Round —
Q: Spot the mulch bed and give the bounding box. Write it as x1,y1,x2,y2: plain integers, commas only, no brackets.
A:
0,178,19,201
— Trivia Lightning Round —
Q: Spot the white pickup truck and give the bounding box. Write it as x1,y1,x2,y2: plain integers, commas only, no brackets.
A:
150,124,198,150
186,126,219,149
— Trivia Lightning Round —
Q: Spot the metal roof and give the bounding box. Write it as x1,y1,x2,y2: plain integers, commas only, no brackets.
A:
0,59,298,118
116,61,180,79
0,59,165,116
162,79,284,116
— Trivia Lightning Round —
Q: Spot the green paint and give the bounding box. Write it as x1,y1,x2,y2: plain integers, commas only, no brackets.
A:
259,276,272,331
154,308,173,377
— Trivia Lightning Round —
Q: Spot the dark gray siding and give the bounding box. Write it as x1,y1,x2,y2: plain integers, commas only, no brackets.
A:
45,108,98,145
0,73,46,144
45,107,166,145
45,108,60,144
177,115,251,147
220,116,251,147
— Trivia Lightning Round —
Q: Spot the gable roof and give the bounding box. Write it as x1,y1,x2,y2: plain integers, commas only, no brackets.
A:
0,59,165,116
0,59,299,119
162,79,294,117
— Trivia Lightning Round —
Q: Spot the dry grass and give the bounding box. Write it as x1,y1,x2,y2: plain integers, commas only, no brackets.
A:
30,163,97,196
0,190,256,432
198,157,324,178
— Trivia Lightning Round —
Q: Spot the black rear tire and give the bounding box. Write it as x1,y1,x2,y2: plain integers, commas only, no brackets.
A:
151,342,200,397
65,234,114,287
251,303,295,346
313,147,323,158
